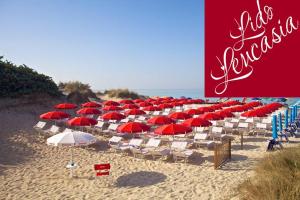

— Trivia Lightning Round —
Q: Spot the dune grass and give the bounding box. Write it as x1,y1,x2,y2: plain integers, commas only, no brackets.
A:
239,146,300,200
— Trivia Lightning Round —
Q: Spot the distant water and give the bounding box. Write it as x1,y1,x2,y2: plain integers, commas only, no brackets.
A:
131,89,204,99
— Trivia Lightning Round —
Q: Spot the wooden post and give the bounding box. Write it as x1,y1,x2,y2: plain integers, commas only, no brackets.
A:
240,132,243,150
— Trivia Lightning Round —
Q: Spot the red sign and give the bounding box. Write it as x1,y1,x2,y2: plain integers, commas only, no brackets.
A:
205,0,300,97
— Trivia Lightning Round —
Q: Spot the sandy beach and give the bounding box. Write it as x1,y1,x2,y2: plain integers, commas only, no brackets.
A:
1,99,299,200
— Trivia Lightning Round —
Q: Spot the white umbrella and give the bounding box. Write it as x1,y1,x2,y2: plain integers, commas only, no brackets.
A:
47,131,97,177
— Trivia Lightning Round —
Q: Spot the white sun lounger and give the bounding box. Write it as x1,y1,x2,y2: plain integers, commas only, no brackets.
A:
211,127,226,141
170,141,194,162
193,133,215,148
33,121,47,131
102,123,118,134
254,123,268,136
120,118,130,123
45,125,60,135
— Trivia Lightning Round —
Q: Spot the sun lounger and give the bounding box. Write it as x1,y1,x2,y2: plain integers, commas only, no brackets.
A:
254,123,268,136
120,138,143,152
95,121,105,130
170,141,194,163
102,123,119,135
210,127,227,141
152,111,161,116
33,121,47,131
237,122,249,134
108,136,123,152
120,118,130,123
45,125,60,135
193,133,215,148
224,122,235,134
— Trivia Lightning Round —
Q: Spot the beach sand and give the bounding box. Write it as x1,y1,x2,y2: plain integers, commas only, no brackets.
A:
1,102,299,200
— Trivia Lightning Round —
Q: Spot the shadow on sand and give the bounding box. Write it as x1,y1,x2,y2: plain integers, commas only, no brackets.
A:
115,171,167,188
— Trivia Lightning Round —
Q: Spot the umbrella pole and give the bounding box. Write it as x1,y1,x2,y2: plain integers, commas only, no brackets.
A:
70,147,73,178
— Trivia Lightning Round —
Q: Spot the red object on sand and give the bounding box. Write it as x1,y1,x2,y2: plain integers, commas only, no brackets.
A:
117,122,150,133
101,112,126,121
40,111,70,120
119,99,135,104
147,116,175,125
67,117,97,126
184,109,203,116
142,106,162,111
138,102,153,107
94,163,110,176
200,112,224,120
55,103,77,109
122,104,139,109
154,124,192,135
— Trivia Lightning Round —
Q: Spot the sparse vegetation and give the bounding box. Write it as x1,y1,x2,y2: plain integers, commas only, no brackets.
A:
0,56,61,97
239,146,300,200
58,81,91,94
104,88,145,99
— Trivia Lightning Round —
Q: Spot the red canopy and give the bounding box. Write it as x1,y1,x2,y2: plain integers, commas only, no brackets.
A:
54,103,77,109
197,107,214,113
200,112,224,120
215,110,235,118
158,103,173,109
125,109,146,116
103,100,120,106
117,122,150,133
40,111,70,120
76,108,102,115
103,106,123,111
241,110,267,117
184,109,203,115
119,99,135,104
147,116,175,125
101,112,126,121
142,106,162,111
138,102,153,107
122,104,139,109
168,112,192,120
171,102,183,107
154,124,192,135
181,117,212,127
67,117,97,126
133,99,144,103
81,102,102,108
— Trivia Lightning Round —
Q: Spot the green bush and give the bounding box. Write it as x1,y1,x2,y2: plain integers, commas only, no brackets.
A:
0,56,61,97
239,146,300,200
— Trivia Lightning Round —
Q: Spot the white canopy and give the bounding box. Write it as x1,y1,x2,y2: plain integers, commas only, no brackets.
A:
47,131,97,146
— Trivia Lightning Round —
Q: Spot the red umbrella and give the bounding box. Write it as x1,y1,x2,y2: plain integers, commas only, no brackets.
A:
215,110,235,118
67,117,97,126
81,102,102,108
133,99,144,103
138,102,153,107
171,102,183,107
103,100,120,106
193,99,205,104
222,100,242,107
55,103,77,109
184,109,203,116
145,98,156,103
147,116,175,125
125,109,146,116
122,104,139,109
142,106,162,111
168,112,192,120
76,108,102,115
103,106,123,111
200,113,224,120
117,122,150,133
154,124,192,135
40,111,70,120
197,107,214,113
152,100,163,105
101,112,126,121
181,117,212,127
119,99,135,104
241,110,267,117
158,103,173,109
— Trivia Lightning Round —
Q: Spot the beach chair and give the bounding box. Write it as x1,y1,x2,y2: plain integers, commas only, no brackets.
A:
95,121,105,130
33,121,47,132
152,111,161,116
262,118,272,130
120,138,143,154
224,122,234,134
136,138,162,158
120,118,130,123
237,122,249,135
210,127,226,141
45,125,60,135
254,123,268,136
108,136,123,152
170,141,194,163
137,116,147,122
193,133,215,148
102,123,118,135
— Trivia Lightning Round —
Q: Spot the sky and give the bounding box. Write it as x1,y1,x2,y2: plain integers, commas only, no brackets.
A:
0,0,204,91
